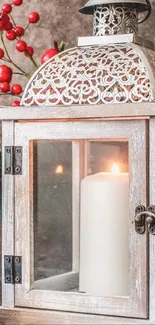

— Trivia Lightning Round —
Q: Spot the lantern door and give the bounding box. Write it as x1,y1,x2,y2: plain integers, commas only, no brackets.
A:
13,120,148,318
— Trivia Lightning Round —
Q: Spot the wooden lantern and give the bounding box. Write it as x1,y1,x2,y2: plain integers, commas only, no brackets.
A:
1,0,155,324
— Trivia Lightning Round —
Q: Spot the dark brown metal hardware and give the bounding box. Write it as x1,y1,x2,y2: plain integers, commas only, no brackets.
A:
4,146,14,175
4,255,14,283
135,205,155,235
14,256,22,284
4,146,22,175
134,205,146,234
146,206,155,235
14,146,22,175
4,255,22,284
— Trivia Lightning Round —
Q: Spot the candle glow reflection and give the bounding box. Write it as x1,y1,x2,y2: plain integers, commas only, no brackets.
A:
111,163,120,174
55,165,63,174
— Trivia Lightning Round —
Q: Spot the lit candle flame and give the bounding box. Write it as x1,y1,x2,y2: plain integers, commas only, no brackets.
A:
55,165,63,174
111,163,120,174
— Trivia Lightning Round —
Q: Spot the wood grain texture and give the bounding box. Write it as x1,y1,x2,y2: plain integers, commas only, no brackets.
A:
2,121,15,308
0,307,154,325
149,118,155,321
14,120,148,318
0,103,154,120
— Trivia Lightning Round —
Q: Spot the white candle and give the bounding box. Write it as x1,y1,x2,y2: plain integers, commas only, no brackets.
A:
79,166,129,297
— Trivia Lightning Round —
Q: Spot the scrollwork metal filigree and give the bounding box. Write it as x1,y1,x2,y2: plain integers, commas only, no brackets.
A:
21,44,153,107
93,5,138,36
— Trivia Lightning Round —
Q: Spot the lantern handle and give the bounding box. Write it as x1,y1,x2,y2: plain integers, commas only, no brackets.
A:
138,0,152,24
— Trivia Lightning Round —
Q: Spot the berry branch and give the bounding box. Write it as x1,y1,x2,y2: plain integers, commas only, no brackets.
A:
24,48,39,69
9,13,16,27
0,0,66,106
1,32,31,78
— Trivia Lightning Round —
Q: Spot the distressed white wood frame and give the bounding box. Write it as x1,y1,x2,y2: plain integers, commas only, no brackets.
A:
13,120,148,318
0,102,155,120
1,306,155,325
2,121,15,308
149,118,155,322
2,103,155,324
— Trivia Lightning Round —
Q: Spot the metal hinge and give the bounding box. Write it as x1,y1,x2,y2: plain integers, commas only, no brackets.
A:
4,146,22,175
4,255,22,284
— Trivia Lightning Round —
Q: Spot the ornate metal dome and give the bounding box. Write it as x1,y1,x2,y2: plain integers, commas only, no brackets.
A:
21,0,155,106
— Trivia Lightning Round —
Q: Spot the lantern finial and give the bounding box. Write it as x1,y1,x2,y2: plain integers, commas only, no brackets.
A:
79,0,151,36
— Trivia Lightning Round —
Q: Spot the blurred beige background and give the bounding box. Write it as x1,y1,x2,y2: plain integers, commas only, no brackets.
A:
0,0,155,106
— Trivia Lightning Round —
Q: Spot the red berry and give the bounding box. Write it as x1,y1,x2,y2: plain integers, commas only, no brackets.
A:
0,81,10,92
6,29,16,40
11,84,23,95
0,20,4,31
2,13,10,24
12,100,20,106
2,3,12,14
4,21,13,31
0,14,10,31
12,0,23,5
0,49,4,59
41,48,59,64
2,13,10,30
16,40,27,52
14,25,24,36
28,12,40,24
24,46,34,56
0,65,12,82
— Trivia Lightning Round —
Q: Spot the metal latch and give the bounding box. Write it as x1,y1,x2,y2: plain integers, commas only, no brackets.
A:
5,146,22,175
135,205,146,234
134,205,155,235
4,255,22,284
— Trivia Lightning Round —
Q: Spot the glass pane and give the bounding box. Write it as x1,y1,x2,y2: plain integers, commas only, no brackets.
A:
80,141,129,297
32,139,129,296
33,141,72,288
89,141,128,174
